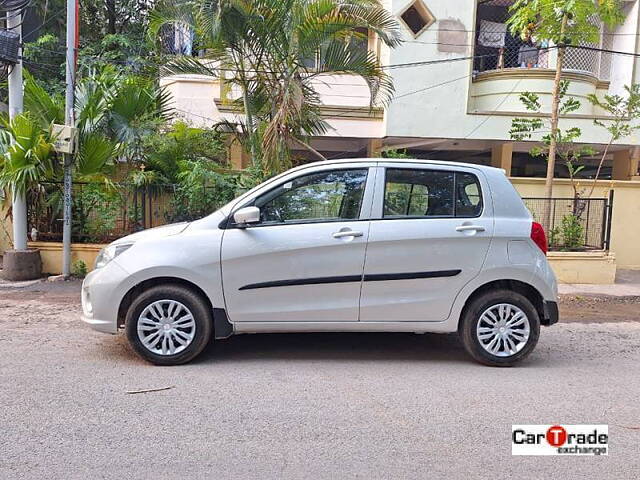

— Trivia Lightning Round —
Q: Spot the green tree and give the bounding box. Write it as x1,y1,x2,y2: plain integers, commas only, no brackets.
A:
586,84,640,196
20,1,157,96
507,0,624,228
509,81,594,203
15,67,171,241
149,0,401,176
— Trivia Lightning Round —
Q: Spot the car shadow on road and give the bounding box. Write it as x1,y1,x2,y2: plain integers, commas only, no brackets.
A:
105,330,552,367
194,331,472,365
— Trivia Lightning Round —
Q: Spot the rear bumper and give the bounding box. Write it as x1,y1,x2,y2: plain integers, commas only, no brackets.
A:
542,301,559,326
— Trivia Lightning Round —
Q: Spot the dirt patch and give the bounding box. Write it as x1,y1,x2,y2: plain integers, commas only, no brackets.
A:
559,294,640,323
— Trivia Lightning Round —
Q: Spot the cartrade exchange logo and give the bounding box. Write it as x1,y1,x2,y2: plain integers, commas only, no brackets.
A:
512,425,608,456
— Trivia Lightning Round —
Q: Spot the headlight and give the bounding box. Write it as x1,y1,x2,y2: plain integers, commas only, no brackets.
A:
94,243,133,269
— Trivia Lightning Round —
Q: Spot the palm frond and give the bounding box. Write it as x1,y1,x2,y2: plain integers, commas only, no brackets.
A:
0,114,55,196
160,55,222,78
312,39,394,105
76,132,119,178
23,70,64,129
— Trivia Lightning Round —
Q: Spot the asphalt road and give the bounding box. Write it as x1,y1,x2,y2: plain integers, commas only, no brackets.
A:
1,281,639,479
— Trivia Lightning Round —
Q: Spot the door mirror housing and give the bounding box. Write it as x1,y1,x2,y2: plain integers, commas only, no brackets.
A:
233,206,261,226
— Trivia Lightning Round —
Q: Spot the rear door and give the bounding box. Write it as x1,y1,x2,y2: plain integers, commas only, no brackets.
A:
359,163,494,322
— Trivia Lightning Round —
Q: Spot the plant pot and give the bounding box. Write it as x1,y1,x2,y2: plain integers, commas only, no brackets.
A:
1,248,42,281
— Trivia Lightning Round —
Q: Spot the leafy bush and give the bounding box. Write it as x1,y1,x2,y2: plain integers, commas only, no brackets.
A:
73,184,124,242
382,149,411,159
169,160,238,222
135,122,241,222
561,214,584,250
139,122,227,184
72,260,88,278
548,226,561,249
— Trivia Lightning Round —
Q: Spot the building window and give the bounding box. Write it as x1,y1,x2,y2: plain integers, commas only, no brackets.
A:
399,1,435,38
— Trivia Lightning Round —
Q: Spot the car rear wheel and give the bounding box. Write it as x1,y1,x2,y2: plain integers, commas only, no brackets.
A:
459,289,540,367
125,284,213,365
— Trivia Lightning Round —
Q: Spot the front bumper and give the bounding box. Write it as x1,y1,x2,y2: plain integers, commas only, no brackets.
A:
81,259,133,334
81,314,117,334
542,301,559,326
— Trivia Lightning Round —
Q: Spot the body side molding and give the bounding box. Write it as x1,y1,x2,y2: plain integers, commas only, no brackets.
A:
239,270,462,291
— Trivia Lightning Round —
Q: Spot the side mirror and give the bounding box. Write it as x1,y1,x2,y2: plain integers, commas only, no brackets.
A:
233,206,261,226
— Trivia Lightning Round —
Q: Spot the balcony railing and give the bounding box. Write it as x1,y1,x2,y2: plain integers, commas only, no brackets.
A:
474,1,613,81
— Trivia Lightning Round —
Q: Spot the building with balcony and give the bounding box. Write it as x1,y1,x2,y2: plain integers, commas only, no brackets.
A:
161,0,640,181
159,0,640,274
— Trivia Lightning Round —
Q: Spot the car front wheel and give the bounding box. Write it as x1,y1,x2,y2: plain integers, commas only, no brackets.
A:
125,284,213,365
459,290,540,367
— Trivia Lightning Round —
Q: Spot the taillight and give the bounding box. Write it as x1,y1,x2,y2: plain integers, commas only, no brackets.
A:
531,221,548,255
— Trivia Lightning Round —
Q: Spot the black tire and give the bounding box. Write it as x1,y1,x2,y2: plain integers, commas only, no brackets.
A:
458,289,540,367
125,284,213,365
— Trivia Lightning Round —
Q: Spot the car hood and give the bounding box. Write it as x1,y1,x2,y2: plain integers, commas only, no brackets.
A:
112,222,191,245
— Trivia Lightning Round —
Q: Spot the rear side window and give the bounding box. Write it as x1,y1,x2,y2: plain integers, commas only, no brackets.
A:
455,172,483,217
383,168,482,218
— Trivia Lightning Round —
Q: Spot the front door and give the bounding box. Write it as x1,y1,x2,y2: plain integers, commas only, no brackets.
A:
359,165,494,322
221,167,373,323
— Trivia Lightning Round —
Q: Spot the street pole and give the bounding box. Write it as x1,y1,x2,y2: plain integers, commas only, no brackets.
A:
7,11,27,251
62,0,78,277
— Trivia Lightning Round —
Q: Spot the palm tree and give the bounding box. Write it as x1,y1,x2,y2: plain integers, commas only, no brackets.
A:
16,67,172,238
23,67,172,182
149,0,401,175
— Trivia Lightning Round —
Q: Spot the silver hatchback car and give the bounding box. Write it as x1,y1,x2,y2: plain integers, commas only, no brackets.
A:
81,159,558,366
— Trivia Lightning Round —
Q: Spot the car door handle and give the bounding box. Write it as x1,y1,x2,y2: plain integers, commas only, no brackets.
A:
456,225,485,232
332,230,363,238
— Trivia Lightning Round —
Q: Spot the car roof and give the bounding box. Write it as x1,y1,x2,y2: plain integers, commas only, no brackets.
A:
295,158,505,174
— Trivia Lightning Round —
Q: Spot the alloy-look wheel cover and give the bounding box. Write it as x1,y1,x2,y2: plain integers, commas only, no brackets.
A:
476,303,531,357
137,300,196,356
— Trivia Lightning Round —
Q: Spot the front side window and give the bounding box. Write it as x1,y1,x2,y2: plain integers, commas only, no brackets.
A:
257,169,368,225
383,168,482,218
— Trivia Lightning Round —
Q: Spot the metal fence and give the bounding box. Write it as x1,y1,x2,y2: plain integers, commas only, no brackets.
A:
27,182,225,244
27,183,614,251
522,193,614,251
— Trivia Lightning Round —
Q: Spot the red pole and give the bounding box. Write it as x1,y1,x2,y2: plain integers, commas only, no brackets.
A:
74,0,80,68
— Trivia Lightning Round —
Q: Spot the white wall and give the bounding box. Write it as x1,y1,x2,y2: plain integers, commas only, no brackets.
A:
610,0,638,96
385,0,476,139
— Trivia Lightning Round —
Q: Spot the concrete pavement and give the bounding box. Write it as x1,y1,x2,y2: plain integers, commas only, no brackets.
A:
559,268,640,297
1,281,639,479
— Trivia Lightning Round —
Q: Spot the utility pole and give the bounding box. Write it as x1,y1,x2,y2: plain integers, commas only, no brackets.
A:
7,10,26,250
62,0,78,277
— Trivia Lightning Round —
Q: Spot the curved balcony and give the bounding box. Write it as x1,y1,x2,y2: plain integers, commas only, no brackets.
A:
469,68,605,117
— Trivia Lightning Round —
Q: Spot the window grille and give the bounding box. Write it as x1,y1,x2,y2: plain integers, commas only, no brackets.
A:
474,0,612,81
